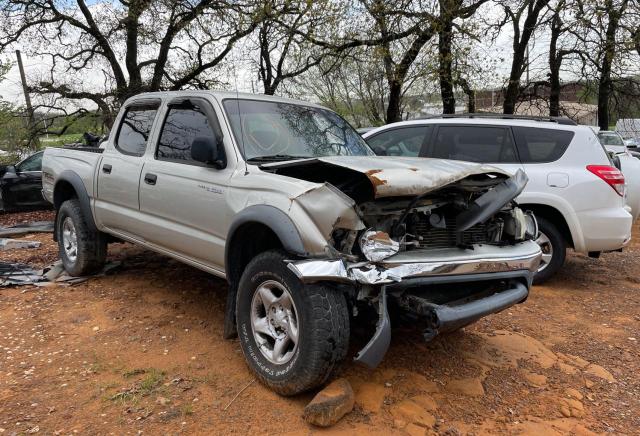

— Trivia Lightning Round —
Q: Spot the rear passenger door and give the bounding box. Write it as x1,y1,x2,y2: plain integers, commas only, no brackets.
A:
426,124,524,176
138,97,232,271
512,126,574,194
95,101,160,238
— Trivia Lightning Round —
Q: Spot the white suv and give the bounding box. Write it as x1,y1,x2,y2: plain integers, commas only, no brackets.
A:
363,115,632,283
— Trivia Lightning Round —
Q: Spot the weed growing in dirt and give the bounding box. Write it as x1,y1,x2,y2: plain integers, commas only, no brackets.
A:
181,404,194,416
108,368,166,405
139,369,165,394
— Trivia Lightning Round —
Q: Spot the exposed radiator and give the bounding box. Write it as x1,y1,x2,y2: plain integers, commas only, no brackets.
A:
413,219,490,249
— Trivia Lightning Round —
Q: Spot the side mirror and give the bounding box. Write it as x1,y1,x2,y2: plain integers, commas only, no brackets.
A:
2,165,18,179
191,136,226,169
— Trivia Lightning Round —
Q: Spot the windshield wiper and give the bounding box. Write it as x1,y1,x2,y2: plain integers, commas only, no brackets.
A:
246,154,311,163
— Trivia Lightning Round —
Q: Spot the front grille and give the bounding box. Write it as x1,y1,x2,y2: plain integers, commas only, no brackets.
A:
413,219,490,249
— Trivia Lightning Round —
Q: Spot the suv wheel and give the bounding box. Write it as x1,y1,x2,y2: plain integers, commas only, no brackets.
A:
533,216,566,284
56,199,107,276
236,250,349,396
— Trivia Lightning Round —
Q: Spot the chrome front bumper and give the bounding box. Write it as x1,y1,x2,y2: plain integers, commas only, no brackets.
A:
287,240,542,286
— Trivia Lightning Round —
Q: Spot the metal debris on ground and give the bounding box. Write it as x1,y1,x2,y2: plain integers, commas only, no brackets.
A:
0,221,55,238
0,260,121,287
0,238,42,251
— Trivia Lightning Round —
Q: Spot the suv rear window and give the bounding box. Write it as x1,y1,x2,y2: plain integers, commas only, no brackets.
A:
431,126,518,163
513,127,574,163
116,104,159,156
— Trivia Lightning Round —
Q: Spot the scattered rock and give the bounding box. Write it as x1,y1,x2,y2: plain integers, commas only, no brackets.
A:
399,372,440,393
391,399,436,428
92,326,100,332
560,398,585,418
405,423,426,436
445,378,485,397
303,378,355,427
355,382,386,414
156,396,170,406
524,372,547,387
584,379,595,389
410,394,438,411
565,388,583,400
556,361,578,375
584,364,615,382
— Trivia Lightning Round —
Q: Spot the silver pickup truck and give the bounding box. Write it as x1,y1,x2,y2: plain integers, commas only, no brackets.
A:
42,91,541,395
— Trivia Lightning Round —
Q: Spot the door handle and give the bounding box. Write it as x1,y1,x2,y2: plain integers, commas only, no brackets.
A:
144,173,157,185
102,164,112,174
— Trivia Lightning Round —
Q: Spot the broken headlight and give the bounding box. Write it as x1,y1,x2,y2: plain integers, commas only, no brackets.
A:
359,229,400,262
524,211,539,240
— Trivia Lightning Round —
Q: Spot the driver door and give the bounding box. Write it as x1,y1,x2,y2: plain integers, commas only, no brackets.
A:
138,97,233,270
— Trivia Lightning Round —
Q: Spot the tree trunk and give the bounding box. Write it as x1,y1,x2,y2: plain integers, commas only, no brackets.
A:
548,11,562,117
438,16,455,114
457,77,476,113
502,0,551,114
597,1,620,130
386,80,403,123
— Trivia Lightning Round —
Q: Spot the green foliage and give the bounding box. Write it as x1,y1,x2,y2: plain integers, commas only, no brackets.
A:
0,101,28,153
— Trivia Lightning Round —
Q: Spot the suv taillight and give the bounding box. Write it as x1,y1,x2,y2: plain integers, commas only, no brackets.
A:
586,165,625,196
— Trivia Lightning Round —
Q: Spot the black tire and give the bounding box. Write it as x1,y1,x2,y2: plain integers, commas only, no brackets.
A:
236,250,349,396
533,216,566,284
56,199,107,276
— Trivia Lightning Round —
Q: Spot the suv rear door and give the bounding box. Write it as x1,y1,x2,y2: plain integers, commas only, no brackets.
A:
511,126,574,191
424,124,524,176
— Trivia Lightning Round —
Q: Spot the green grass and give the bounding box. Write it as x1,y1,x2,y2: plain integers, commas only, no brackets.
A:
108,368,166,405
181,404,194,416
39,133,82,147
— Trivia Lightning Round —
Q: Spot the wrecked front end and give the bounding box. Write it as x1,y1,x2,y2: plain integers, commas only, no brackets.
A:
263,157,542,367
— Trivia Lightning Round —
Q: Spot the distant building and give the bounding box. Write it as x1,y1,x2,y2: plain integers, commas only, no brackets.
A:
482,100,598,125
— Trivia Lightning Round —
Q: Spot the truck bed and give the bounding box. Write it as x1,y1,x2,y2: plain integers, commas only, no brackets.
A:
41,147,103,204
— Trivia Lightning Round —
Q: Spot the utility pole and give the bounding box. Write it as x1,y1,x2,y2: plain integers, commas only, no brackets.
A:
16,49,39,150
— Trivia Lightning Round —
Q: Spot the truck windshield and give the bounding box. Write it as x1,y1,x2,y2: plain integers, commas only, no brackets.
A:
223,99,374,162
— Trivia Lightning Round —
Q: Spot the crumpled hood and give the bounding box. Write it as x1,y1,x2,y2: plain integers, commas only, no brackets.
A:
263,155,511,198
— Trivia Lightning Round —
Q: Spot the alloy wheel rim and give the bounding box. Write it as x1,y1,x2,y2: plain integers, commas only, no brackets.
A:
535,231,553,273
250,280,299,365
62,217,78,263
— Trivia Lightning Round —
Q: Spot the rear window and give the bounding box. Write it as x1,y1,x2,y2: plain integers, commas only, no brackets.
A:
366,126,431,156
116,104,159,156
430,126,518,163
513,127,574,163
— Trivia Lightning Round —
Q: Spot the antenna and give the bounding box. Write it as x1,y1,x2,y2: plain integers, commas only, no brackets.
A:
232,53,249,175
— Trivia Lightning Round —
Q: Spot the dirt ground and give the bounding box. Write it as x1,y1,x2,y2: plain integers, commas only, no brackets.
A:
1,210,638,435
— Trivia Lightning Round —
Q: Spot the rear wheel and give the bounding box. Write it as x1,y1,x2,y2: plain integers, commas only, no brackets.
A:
533,216,566,284
236,250,349,396
56,199,107,276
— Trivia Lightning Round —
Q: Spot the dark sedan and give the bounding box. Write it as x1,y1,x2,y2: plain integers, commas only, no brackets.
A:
0,151,50,212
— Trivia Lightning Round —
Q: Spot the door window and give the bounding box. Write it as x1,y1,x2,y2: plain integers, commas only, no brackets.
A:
513,127,574,163
366,126,430,156
431,126,518,163
156,102,217,164
116,104,159,156
16,152,43,172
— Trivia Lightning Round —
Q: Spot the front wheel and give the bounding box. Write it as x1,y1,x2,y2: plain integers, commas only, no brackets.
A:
533,216,566,284
236,250,349,396
56,199,107,276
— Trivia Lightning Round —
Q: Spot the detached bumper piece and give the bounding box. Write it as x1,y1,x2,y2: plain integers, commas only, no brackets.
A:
396,279,529,341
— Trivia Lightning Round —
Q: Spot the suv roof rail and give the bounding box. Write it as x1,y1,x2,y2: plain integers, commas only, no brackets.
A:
416,113,578,126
